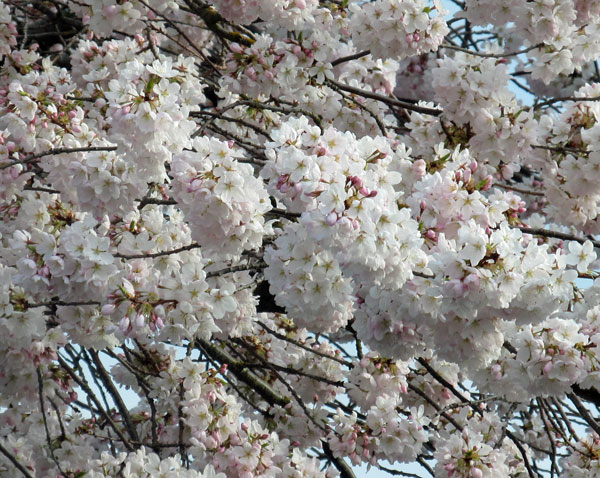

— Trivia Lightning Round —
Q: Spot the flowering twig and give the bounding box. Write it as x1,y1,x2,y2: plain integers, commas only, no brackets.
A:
0,441,35,478
195,338,290,407
496,183,545,197
331,50,371,67
115,243,201,259
441,42,544,58
57,355,135,451
326,79,443,116
518,227,600,248
534,95,600,110
37,367,66,476
257,321,352,367
1,146,118,170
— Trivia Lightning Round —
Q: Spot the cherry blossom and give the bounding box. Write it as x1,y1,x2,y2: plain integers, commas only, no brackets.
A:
2,1,600,478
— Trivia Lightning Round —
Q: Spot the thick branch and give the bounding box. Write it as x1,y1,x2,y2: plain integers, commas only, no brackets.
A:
195,338,290,407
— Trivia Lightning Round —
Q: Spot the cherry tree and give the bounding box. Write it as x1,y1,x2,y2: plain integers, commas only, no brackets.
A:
3,0,600,477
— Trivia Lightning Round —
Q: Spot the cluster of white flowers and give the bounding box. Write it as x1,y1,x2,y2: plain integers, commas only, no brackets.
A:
182,359,333,478
347,353,410,410
348,0,448,61
5,212,119,303
220,31,399,138
222,34,334,100
535,83,600,233
430,52,537,178
328,401,430,467
462,0,600,84
211,0,320,29
86,448,220,478
70,0,180,38
171,137,272,259
101,55,203,183
262,117,426,334
0,1,16,60
434,412,524,478
264,222,354,333
560,433,600,477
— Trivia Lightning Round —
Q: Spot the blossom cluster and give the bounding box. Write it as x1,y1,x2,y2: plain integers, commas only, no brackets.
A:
211,0,320,29
535,82,600,233
171,137,272,259
348,0,449,61
262,117,427,334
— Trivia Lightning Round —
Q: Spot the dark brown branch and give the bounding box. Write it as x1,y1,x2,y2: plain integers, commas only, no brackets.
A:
518,227,600,248
195,338,290,407
322,441,356,478
56,355,135,451
257,321,352,367
1,146,117,170
37,368,66,475
0,441,35,478
441,42,544,58
534,95,600,110
331,50,371,67
27,300,101,308
115,243,201,259
326,79,442,116
89,350,140,444
239,362,344,387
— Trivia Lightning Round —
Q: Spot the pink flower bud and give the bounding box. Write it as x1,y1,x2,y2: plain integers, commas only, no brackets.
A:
326,212,337,226
102,304,116,315
462,168,471,183
230,43,244,53
119,316,130,333
481,175,493,191
122,279,136,298
471,467,483,478
135,314,145,328
349,176,363,188
491,363,502,380
102,5,117,16
463,273,480,291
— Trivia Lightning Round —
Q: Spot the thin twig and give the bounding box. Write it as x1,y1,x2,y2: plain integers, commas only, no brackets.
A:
441,42,544,58
326,79,442,116
518,227,600,248
331,50,371,67
0,441,35,478
1,146,117,170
